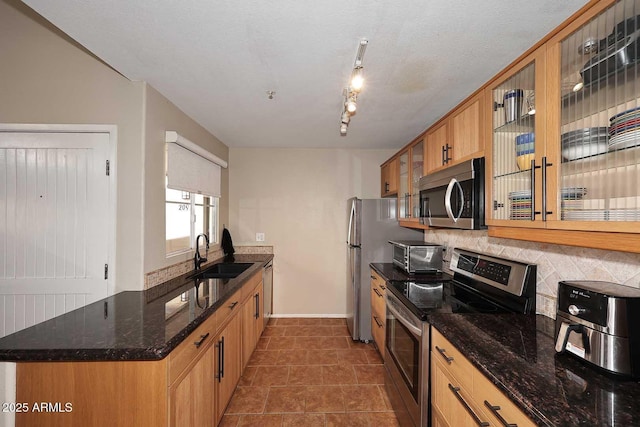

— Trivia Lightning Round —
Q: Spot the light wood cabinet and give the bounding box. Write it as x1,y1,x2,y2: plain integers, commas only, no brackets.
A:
431,328,536,427
381,157,399,197
398,149,411,219
214,311,242,424
426,121,450,173
241,280,264,369
487,0,640,252
425,93,484,174
370,269,386,357
169,343,215,427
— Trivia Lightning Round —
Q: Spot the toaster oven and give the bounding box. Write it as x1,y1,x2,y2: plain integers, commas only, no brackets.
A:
389,240,443,274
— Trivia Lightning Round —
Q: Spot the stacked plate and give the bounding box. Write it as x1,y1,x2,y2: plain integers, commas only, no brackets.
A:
564,209,640,221
509,187,587,220
609,107,640,150
561,128,608,161
508,190,532,220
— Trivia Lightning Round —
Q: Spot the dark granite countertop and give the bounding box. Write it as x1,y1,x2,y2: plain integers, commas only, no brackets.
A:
0,254,273,362
430,313,640,427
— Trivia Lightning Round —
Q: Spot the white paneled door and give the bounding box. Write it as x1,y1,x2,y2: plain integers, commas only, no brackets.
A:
0,131,111,338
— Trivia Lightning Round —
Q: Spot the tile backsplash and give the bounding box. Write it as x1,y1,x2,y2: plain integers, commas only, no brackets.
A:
144,245,273,289
424,230,640,319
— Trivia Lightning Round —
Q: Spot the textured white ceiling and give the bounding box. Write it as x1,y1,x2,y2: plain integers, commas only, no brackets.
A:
23,0,589,149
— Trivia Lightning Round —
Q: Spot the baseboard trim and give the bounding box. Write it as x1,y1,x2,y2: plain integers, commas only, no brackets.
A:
270,314,346,318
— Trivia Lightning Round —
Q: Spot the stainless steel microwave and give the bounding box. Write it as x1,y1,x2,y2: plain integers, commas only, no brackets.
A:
418,158,486,230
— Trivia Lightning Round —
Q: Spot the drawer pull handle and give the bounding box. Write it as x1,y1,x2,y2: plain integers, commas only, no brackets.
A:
373,288,383,298
194,332,210,348
228,301,239,310
373,315,383,328
448,384,489,427
435,346,454,364
380,284,386,290
484,400,518,427
371,275,376,279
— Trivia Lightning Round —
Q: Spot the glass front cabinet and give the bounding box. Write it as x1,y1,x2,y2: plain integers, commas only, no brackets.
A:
488,0,640,239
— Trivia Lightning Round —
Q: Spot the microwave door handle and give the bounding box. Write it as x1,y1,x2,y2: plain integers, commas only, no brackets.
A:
453,180,464,221
444,178,457,222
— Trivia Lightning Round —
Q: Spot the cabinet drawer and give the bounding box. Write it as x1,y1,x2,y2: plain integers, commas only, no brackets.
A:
473,365,536,427
431,328,474,392
371,285,386,319
169,313,217,385
241,270,262,302
370,269,385,292
215,289,243,331
371,313,385,357
432,355,490,427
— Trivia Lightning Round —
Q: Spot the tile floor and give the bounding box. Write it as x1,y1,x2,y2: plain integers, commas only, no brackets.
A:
220,318,399,427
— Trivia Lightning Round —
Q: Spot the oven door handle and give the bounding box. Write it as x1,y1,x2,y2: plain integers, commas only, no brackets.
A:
386,295,422,337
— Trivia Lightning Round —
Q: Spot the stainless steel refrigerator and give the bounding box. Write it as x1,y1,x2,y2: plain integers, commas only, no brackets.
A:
346,197,423,341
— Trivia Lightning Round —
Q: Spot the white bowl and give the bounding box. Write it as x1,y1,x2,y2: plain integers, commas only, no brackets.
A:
562,141,608,161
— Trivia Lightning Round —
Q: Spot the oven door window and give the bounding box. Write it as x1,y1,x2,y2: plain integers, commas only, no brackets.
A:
386,314,420,401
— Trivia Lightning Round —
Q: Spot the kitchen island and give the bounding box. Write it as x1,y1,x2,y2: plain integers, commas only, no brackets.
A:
0,254,273,427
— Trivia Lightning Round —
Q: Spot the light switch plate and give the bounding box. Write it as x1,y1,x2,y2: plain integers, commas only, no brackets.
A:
256,232,265,242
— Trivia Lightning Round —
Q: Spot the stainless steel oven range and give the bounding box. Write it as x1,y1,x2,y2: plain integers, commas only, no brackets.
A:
384,247,537,427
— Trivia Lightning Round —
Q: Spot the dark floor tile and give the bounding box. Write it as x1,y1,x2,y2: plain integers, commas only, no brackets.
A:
305,385,345,412
252,365,289,386
248,350,279,366
289,365,323,385
354,364,385,384
322,365,357,385
264,386,306,413
277,349,308,365
325,412,369,427
225,386,269,414
282,413,325,427
342,385,386,411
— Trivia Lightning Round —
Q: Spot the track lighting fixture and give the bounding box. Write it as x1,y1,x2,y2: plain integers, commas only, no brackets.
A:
339,39,368,136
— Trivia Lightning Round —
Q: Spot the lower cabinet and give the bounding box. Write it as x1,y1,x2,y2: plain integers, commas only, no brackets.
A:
431,328,536,427
241,281,264,370
370,269,386,357
214,311,242,425
15,269,267,427
169,344,215,427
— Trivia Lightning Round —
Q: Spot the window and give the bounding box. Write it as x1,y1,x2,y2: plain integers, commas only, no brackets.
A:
166,184,219,256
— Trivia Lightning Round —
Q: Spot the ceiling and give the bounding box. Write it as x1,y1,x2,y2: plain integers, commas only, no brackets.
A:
23,0,590,149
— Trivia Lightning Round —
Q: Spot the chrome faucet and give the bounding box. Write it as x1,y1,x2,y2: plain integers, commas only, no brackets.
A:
194,233,210,271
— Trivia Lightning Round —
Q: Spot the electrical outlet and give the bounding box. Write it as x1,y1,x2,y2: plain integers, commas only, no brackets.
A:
256,232,265,242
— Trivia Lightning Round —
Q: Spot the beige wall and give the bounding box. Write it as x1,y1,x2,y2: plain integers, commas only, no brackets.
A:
229,147,395,316
0,0,145,290
143,84,229,273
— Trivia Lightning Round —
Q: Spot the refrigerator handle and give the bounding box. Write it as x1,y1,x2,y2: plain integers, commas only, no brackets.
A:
347,201,356,245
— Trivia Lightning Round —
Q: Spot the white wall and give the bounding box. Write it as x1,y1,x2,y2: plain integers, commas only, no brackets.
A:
229,147,395,316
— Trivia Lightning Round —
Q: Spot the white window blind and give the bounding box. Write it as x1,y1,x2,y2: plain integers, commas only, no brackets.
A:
166,135,223,198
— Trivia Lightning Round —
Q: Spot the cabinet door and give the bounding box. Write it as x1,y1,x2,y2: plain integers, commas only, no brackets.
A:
410,139,425,220
241,294,256,370
451,93,484,162
426,121,450,173
487,47,547,226
169,345,215,427
431,356,491,427
215,313,242,423
255,281,264,337
398,150,411,218
381,158,399,197
549,0,640,232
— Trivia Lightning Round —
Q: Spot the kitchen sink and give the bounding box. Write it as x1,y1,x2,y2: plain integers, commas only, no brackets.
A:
189,262,253,279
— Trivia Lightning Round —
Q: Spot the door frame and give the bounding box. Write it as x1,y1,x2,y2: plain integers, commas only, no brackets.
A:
0,123,117,295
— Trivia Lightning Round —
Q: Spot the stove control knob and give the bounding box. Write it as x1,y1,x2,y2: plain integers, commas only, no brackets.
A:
568,305,585,316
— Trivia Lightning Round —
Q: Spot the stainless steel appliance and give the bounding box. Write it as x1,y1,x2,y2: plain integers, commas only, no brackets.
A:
384,247,536,427
555,280,640,378
346,197,422,342
389,240,443,274
262,260,273,324
418,158,486,230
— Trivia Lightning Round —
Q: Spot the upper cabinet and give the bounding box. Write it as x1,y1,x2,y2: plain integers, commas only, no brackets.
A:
381,157,399,197
425,93,485,174
488,0,640,252
487,49,547,226
398,149,410,218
